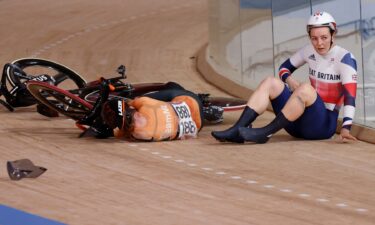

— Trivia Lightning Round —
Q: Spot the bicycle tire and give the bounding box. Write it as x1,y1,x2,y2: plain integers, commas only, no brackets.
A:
207,96,247,112
27,80,93,120
7,58,86,88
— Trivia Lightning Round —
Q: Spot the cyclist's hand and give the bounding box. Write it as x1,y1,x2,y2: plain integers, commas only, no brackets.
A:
285,77,300,92
337,128,357,143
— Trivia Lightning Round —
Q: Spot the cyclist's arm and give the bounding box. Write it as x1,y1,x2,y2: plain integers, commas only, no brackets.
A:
339,52,358,134
278,46,307,91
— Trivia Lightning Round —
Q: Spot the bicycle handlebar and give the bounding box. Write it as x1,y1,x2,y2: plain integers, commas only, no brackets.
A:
77,78,112,125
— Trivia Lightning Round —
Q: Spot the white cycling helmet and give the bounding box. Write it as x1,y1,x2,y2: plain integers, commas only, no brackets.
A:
307,11,337,34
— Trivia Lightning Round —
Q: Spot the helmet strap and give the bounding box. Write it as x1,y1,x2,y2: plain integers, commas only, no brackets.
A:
329,30,336,50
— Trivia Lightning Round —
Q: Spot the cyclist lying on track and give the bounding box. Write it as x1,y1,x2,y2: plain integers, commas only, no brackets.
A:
80,82,223,141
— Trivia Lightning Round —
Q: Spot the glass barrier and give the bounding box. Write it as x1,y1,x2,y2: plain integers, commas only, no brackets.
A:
272,0,311,83
361,0,375,127
239,0,273,89
207,0,242,83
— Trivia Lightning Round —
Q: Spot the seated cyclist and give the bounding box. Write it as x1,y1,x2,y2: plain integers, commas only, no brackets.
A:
81,82,223,141
211,12,358,144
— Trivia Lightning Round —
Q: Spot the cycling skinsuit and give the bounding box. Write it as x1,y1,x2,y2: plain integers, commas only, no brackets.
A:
115,95,202,141
275,44,357,139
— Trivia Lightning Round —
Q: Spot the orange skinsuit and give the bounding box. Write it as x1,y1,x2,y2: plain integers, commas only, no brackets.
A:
115,96,202,141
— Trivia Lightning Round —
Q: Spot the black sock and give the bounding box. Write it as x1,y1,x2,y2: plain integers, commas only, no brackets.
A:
211,106,258,143
239,112,290,143
259,112,290,136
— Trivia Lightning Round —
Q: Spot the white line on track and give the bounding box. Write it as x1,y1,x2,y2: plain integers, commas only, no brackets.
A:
114,132,371,216
138,146,369,214
215,171,226,175
246,180,258,184
336,203,348,208
298,193,311,198
31,3,196,57
356,208,368,212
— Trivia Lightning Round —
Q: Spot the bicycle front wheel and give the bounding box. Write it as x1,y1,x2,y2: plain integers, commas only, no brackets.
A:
7,58,86,89
27,80,93,120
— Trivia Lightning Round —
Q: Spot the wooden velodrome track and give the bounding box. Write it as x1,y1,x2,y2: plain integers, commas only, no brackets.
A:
0,0,374,224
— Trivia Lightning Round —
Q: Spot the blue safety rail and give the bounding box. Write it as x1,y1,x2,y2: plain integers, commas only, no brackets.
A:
0,204,67,225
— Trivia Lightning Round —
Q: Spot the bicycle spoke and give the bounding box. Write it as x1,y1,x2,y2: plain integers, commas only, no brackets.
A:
41,90,90,113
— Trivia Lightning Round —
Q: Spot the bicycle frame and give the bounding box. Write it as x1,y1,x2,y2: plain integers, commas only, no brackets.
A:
62,69,167,104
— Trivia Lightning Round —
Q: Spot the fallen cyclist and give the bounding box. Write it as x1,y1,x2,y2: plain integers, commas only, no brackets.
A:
79,80,224,141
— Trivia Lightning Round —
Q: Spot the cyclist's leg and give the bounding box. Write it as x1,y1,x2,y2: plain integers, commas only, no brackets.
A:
239,83,319,143
286,95,338,139
270,84,292,115
247,77,286,114
163,81,185,90
143,88,197,102
145,87,228,125
144,88,204,121
212,76,285,143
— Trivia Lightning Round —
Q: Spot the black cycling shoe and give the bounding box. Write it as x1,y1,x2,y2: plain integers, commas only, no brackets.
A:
238,127,271,144
203,105,224,124
211,123,253,143
211,129,244,143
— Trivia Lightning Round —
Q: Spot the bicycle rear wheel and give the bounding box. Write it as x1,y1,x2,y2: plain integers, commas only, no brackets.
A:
27,81,93,120
207,96,247,112
7,58,86,89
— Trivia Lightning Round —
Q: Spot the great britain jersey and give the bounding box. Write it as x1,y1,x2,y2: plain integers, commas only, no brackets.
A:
278,44,357,130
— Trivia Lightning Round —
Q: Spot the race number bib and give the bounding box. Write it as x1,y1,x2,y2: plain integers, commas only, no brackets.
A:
171,102,198,139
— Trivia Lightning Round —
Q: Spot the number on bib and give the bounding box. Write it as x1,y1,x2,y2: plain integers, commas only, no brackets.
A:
171,102,198,139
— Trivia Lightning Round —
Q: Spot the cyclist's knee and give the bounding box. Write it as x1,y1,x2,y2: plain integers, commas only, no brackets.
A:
295,83,315,94
260,77,283,89
258,76,284,97
293,83,316,102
